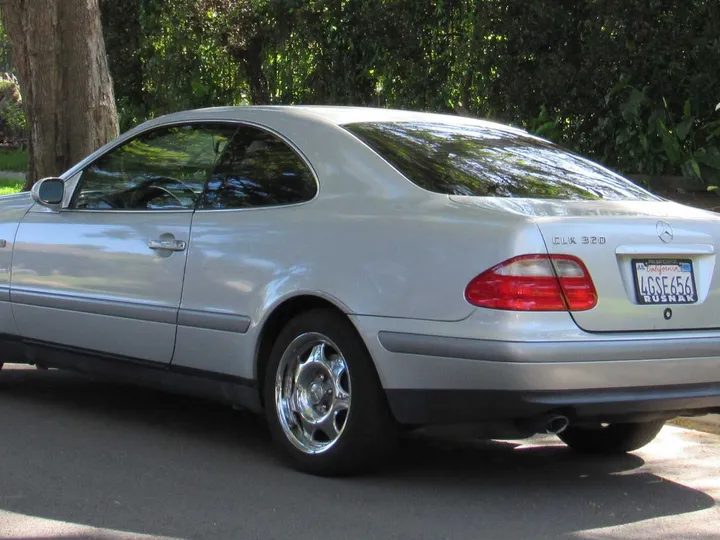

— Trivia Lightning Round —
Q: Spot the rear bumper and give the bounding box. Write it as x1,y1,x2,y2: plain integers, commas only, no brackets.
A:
364,329,720,426
377,330,720,364
386,385,720,426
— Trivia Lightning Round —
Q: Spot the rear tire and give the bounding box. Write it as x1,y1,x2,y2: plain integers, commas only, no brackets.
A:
263,309,398,476
558,420,665,454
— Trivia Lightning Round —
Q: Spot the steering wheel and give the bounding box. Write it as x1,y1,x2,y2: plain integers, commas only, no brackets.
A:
142,176,199,203
130,185,187,209
128,176,200,209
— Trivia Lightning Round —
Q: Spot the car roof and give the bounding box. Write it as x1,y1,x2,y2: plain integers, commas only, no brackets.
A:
153,105,529,136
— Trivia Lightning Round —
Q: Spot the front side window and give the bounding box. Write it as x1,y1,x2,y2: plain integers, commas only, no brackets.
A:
198,125,317,209
72,123,237,210
343,121,658,201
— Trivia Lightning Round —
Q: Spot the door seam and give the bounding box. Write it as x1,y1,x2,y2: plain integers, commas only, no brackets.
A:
170,209,196,364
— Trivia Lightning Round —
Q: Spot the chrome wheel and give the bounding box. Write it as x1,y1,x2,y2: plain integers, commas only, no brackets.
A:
275,332,352,454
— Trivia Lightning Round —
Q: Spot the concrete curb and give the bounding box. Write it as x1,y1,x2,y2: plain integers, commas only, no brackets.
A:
670,414,720,436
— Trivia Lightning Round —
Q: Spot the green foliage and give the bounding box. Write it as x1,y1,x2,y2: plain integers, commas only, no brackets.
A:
0,20,12,74
0,21,26,145
99,0,720,188
527,106,566,143
0,72,26,144
593,81,720,188
101,0,246,131
0,176,22,195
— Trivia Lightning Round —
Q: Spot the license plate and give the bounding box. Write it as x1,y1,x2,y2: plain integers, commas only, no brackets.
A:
632,259,697,305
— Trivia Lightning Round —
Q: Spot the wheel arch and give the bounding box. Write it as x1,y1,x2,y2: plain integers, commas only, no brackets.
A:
254,293,364,406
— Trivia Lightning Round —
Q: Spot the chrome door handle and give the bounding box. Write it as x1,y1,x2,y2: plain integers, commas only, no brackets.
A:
148,239,187,251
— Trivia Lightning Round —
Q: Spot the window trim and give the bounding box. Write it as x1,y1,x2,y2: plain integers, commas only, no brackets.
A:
65,119,320,215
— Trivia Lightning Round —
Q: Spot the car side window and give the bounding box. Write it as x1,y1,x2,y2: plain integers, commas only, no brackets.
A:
71,123,237,210
198,125,317,209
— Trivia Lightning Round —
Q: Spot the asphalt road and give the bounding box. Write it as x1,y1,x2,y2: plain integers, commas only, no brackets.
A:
1,365,718,540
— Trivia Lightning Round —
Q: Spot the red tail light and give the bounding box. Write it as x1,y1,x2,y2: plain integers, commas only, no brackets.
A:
465,254,597,311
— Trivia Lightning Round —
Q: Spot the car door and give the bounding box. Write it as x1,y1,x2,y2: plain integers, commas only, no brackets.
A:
171,124,318,379
11,122,238,363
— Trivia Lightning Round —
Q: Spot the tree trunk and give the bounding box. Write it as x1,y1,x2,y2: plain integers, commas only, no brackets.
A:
0,0,118,190
229,37,270,106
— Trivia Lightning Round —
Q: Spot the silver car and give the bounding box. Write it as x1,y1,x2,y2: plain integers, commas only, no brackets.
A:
1,106,719,476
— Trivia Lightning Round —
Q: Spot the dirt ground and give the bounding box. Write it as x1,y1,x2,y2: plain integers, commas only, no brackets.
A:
660,190,720,212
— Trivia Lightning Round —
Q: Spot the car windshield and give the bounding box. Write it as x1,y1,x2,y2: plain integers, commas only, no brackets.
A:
343,121,658,201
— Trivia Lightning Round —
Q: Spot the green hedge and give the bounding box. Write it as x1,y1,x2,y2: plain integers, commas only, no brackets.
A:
97,1,720,188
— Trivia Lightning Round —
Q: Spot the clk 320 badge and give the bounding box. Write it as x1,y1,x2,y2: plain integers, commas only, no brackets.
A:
552,236,606,245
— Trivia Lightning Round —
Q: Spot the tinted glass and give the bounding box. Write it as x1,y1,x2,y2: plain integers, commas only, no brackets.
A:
344,122,656,201
198,125,317,209
72,124,237,210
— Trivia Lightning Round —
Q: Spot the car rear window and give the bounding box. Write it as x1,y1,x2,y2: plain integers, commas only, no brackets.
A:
343,121,657,200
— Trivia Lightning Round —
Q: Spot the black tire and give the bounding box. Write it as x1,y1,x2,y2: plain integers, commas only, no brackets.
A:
558,419,665,454
263,309,398,476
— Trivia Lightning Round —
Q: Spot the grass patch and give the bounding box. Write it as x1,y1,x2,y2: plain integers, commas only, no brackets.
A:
0,177,23,195
0,147,28,172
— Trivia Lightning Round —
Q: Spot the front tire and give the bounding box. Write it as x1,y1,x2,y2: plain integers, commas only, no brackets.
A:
263,309,397,476
558,420,665,454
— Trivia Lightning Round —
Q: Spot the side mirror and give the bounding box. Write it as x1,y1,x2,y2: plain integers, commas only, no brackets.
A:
31,177,65,212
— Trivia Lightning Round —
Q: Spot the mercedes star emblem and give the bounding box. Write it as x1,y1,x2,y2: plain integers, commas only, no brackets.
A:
656,221,674,243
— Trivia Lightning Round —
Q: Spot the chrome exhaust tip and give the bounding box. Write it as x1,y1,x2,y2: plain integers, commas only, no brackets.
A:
546,415,569,435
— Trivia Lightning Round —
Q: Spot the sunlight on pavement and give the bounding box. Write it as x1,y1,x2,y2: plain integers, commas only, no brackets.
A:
567,426,720,539
0,509,184,540
509,426,719,490
513,426,720,499
502,426,720,539
573,513,719,540
638,426,720,500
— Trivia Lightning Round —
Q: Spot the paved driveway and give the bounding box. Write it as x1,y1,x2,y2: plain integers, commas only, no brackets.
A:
1,365,718,540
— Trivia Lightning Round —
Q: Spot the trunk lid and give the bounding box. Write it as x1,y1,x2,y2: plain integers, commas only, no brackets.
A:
451,196,720,332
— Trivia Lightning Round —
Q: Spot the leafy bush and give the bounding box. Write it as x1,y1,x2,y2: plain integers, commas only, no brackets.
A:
0,72,26,144
591,82,720,188
100,0,720,188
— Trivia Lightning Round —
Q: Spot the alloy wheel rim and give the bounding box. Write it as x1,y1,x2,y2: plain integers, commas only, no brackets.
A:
275,333,352,454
